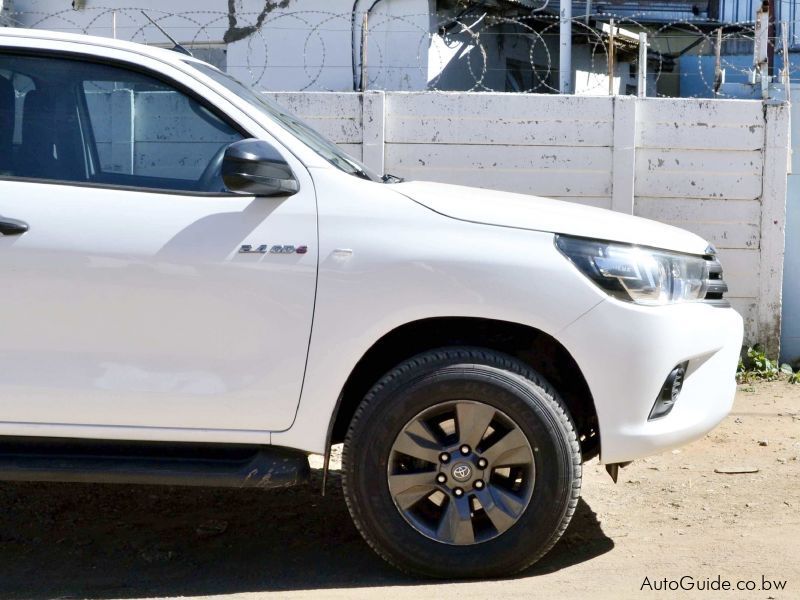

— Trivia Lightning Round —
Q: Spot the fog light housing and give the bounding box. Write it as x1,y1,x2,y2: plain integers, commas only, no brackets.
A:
648,362,688,420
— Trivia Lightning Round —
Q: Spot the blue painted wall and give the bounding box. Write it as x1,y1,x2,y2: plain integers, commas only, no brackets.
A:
781,84,800,363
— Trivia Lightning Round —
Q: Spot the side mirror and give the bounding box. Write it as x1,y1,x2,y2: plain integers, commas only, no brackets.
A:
221,138,299,197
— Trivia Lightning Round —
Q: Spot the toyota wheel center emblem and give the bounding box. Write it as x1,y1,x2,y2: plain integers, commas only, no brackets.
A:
451,463,472,482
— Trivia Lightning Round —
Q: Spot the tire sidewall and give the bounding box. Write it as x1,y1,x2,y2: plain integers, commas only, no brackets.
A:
344,351,579,578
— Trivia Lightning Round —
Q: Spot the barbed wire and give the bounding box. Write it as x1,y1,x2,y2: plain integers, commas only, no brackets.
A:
0,6,794,98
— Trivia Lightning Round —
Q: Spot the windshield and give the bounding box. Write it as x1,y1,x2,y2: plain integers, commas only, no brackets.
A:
186,61,382,182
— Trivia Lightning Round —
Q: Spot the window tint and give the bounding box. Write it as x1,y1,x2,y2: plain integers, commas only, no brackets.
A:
0,71,34,175
187,61,381,182
0,53,243,193
0,74,13,173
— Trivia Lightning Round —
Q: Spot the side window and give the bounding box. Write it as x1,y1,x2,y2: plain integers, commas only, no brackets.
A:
0,70,34,176
0,53,243,193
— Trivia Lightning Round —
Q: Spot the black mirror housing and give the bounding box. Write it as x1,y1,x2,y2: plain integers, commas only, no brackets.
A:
222,138,299,197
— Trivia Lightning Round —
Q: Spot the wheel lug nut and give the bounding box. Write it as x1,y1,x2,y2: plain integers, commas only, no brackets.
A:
460,445,470,455
474,479,485,489
477,458,488,469
439,452,450,463
436,473,447,484
453,487,464,497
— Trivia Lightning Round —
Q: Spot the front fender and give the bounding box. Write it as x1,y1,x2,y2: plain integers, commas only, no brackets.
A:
272,170,604,453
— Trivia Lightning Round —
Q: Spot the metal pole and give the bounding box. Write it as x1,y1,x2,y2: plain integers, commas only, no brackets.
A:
768,0,775,78
638,32,647,97
755,2,770,98
608,18,615,96
112,10,117,39
781,19,792,176
714,27,723,96
360,12,368,92
781,21,791,101
559,0,572,94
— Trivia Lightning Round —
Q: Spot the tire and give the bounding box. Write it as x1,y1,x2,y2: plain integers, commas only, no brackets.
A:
342,347,581,579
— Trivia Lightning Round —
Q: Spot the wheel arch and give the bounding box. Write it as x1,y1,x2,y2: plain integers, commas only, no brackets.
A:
330,316,600,461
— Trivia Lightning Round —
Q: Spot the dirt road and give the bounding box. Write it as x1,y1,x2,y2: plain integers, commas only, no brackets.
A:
0,382,797,599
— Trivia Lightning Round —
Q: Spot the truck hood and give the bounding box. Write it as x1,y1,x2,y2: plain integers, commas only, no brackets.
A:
394,180,710,256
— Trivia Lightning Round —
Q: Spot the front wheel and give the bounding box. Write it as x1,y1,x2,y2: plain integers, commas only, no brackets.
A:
342,347,582,578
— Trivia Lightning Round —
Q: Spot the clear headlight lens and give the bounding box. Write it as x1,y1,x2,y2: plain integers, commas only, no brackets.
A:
555,235,709,305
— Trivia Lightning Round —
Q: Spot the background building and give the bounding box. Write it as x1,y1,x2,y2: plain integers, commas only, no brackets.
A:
4,0,793,98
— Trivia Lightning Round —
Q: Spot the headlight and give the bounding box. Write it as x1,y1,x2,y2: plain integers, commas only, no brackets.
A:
555,235,708,305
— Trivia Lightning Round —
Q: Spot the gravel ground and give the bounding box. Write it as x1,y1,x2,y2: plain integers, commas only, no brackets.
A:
0,381,797,599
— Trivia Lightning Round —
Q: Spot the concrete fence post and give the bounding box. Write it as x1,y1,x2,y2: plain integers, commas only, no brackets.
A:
361,90,385,175
759,101,790,356
611,95,637,214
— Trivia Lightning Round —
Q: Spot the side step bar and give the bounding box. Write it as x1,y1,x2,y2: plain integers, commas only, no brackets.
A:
0,437,309,489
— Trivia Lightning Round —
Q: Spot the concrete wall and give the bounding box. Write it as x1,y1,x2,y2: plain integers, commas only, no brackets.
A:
266,91,789,350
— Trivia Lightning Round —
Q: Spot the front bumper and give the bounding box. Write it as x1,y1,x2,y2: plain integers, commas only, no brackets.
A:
558,299,743,464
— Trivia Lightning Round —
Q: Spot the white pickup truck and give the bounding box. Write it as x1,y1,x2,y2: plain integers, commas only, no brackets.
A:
0,28,742,578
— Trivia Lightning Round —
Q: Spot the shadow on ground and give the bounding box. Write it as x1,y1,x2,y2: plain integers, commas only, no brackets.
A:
0,470,613,598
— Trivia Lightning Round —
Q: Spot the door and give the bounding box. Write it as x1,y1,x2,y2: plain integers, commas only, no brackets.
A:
0,51,317,433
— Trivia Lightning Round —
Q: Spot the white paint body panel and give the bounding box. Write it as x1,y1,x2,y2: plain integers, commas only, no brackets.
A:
393,180,710,255
0,29,743,464
0,181,317,433
559,300,743,463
